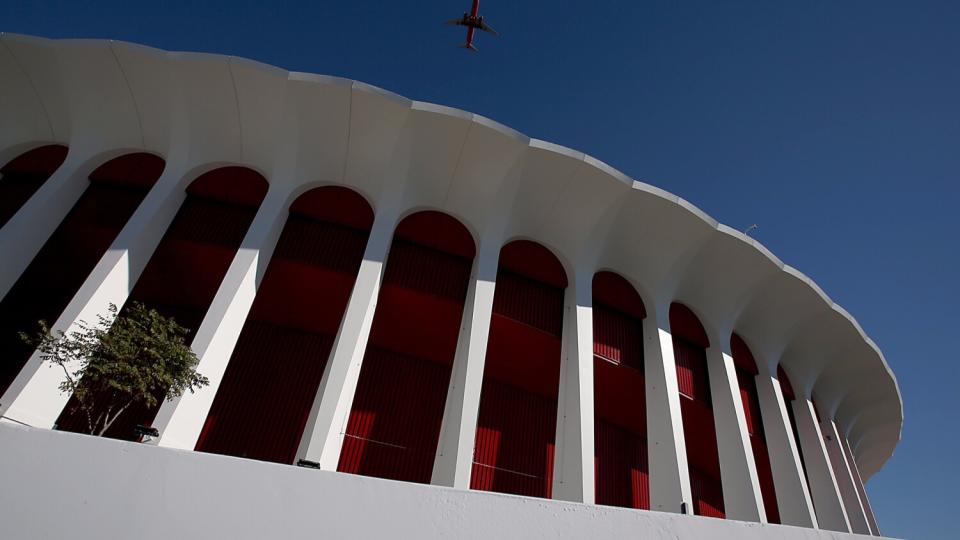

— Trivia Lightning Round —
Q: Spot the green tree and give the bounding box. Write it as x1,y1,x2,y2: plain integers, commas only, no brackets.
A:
20,302,209,436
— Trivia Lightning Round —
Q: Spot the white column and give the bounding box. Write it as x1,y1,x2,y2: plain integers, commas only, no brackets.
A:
0,149,98,302
431,242,498,488
792,397,851,532
295,210,396,469
551,272,595,503
0,161,191,427
153,186,290,449
705,339,765,522
821,418,871,534
755,372,818,527
644,304,692,513
842,436,880,535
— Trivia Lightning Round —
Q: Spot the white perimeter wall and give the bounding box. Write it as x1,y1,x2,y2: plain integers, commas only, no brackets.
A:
0,424,890,540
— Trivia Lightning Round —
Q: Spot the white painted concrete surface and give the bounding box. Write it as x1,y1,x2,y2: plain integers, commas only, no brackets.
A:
755,373,818,527
431,242,498,488
0,424,895,540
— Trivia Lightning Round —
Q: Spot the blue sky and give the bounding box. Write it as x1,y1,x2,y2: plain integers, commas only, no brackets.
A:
2,1,957,537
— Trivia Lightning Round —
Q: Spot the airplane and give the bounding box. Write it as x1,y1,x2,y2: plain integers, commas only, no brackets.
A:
446,0,498,51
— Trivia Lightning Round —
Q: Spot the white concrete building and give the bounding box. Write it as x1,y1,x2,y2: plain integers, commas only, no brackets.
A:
0,33,900,539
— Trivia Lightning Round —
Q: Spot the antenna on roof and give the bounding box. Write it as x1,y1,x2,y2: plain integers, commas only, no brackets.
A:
744,224,759,236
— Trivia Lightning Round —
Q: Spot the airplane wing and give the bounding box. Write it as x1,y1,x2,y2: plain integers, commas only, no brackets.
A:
479,21,499,36
446,17,465,26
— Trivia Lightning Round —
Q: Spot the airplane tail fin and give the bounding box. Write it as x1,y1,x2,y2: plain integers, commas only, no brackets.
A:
460,42,478,51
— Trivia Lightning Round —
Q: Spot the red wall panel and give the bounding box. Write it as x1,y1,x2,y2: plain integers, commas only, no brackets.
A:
673,319,724,518
592,305,643,371
690,465,726,518
669,303,709,348
592,271,646,319
196,324,334,463
471,379,556,498
492,270,564,336
734,363,780,523
737,368,764,438
195,188,371,462
674,338,711,405
339,347,451,483
473,241,565,499
592,273,649,510
594,419,649,509
339,211,474,484
383,240,472,302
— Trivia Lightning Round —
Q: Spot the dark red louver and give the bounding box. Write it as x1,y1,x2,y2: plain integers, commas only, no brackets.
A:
732,334,780,523
472,379,557,498
594,419,649,509
670,303,725,518
339,347,452,482
196,186,373,463
339,211,475,483
472,240,566,499
592,271,648,509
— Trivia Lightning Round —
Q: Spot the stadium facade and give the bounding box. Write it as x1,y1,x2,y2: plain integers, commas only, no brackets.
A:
0,33,901,539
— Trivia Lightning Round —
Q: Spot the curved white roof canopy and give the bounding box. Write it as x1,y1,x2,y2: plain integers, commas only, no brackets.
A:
0,33,901,480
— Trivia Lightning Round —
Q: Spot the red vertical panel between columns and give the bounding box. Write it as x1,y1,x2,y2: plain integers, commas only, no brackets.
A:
732,334,781,523
338,211,475,483
471,240,566,499
592,271,649,509
670,302,725,518
195,187,374,463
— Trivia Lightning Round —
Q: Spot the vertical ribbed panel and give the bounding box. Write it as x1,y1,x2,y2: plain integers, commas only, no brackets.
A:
594,419,649,509
471,379,557,498
195,210,370,462
383,240,472,301
162,198,260,249
273,216,370,273
673,338,711,405
690,465,726,518
338,347,451,483
491,270,564,336
339,213,472,483
737,368,764,438
675,334,725,518
592,305,643,370
196,324,334,463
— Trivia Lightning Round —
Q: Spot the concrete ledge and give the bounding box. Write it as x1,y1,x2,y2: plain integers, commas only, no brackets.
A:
0,424,890,540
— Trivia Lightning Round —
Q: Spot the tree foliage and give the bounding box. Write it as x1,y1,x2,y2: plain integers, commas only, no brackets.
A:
20,302,209,436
